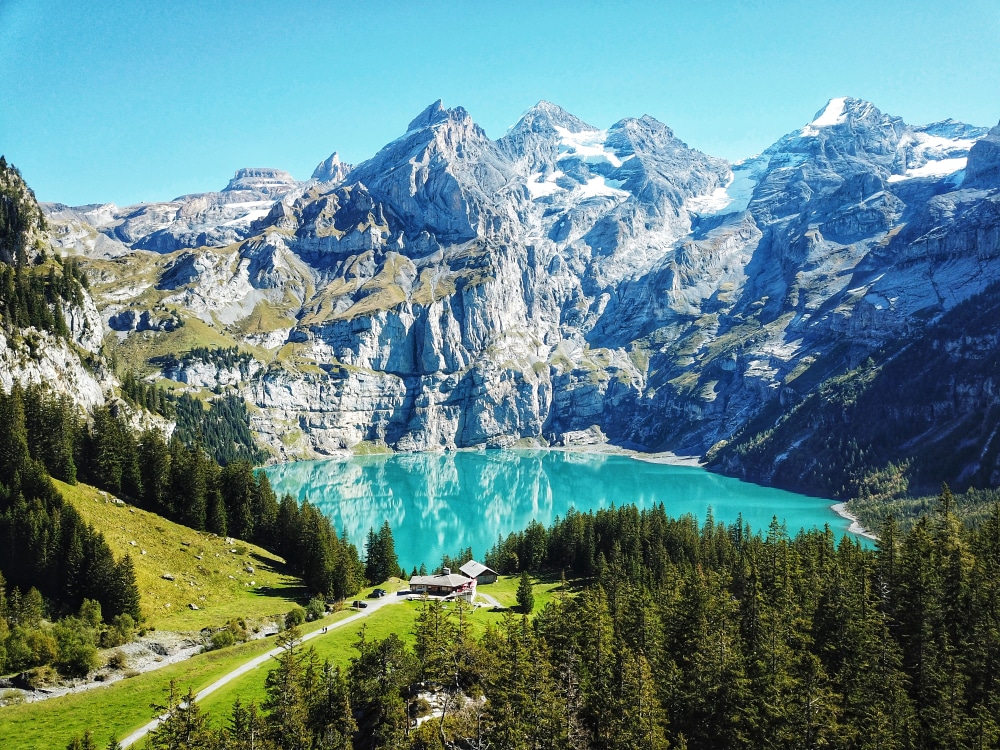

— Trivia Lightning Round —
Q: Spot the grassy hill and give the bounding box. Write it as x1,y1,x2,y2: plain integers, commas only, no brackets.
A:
55,479,305,631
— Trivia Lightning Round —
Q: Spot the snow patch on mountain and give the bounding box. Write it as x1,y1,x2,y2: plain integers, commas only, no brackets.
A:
888,157,968,182
800,97,849,136
553,125,631,168
685,155,771,217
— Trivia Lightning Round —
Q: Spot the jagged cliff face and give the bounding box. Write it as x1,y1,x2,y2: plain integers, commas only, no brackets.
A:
0,161,113,410
40,99,1000,491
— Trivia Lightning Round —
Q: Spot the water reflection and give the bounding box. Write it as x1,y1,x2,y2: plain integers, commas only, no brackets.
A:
264,450,867,570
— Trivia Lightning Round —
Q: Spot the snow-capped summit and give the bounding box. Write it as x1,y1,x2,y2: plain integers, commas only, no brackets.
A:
799,96,850,136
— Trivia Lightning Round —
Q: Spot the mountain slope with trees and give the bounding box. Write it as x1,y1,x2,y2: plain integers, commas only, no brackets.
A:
59,492,1000,750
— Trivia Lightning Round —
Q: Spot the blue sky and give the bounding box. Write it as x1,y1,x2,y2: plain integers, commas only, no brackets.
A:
2,1,998,206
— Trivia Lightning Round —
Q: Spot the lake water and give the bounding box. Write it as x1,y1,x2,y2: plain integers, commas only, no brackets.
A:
263,450,870,571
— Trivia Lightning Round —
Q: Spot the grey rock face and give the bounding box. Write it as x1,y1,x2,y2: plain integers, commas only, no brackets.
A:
46,98,1000,478
311,153,353,183
963,121,1000,189
345,101,518,245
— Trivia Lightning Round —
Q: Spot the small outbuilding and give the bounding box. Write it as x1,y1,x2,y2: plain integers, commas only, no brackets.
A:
459,559,498,585
409,567,477,602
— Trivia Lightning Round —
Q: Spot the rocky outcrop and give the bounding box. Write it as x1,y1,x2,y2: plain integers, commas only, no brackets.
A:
311,153,352,184
963,120,1000,190
0,328,107,409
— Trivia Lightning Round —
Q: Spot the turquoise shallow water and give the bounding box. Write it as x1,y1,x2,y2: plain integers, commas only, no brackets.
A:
263,450,870,571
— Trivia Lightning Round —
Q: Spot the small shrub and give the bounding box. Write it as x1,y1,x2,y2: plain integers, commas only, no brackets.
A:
306,596,326,621
25,665,59,689
0,689,25,706
106,650,128,670
123,669,141,679
53,618,99,677
210,630,236,650
223,618,248,643
285,606,306,629
100,616,135,648
409,697,432,719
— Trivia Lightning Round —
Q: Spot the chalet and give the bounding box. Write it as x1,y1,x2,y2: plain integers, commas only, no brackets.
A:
409,567,477,602
459,559,498,585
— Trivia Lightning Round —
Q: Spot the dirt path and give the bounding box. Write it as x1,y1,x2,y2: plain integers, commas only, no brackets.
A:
119,594,406,748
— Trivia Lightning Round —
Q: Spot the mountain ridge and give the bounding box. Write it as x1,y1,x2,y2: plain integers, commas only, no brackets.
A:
27,96,1000,500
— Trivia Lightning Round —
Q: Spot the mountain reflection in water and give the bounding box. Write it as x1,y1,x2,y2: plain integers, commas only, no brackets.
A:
264,450,869,571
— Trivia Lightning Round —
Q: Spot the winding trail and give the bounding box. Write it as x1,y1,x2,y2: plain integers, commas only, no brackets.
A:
119,594,406,748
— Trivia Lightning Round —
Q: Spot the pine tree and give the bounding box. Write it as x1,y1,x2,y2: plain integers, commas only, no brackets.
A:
516,570,534,614
263,627,311,750
0,385,29,479
138,430,170,515
207,489,228,537
224,698,269,750
349,629,418,749
65,731,97,750
147,681,217,750
364,527,381,584
109,554,142,622
307,662,356,750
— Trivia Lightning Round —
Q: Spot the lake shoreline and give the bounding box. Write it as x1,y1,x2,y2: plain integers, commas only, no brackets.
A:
525,441,705,467
831,502,879,541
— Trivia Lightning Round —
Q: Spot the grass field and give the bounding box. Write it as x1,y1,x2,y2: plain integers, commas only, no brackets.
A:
480,573,566,611
0,576,560,748
197,575,566,721
56,479,305,631
0,609,360,750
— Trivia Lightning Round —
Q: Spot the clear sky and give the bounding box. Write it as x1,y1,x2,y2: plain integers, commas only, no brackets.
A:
2,1,998,206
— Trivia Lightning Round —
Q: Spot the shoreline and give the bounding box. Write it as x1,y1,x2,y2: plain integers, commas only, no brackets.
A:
529,440,705,466
831,502,879,541
263,440,706,468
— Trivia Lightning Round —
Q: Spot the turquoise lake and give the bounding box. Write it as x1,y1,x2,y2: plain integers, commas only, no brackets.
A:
263,450,869,571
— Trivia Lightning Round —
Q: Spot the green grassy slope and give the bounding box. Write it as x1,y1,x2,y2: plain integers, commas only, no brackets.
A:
55,479,304,631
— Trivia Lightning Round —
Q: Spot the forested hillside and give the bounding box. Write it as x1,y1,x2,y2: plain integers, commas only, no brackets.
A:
79,493,1000,750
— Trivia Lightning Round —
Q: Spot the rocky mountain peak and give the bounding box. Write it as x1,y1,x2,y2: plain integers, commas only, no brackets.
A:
790,97,906,157
311,152,353,183
224,167,298,196
344,101,514,244
915,118,990,141
406,99,476,133
514,101,595,135
962,119,1000,189
498,102,601,174
607,114,679,152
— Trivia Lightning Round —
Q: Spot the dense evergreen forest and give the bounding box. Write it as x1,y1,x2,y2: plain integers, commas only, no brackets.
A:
0,386,141,679
64,493,1000,750
171,391,269,466
0,380,368,680
49,389,367,601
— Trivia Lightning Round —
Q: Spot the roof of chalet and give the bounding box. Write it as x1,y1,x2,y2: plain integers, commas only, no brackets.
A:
409,572,474,588
460,560,497,578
